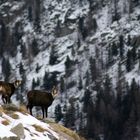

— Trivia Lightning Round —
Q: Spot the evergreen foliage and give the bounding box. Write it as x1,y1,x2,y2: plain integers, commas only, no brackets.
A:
35,63,41,73
43,71,58,90
89,57,97,82
54,104,63,122
32,78,40,89
19,62,25,75
119,35,124,58
49,46,58,65
28,6,33,21
65,55,74,76
111,42,118,56
60,77,65,93
78,76,83,90
0,20,6,57
126,50,133,72
63,101,76,129
34,0,41,31
31,39,39,56
2,58,11,81
20,43,27,58
79,76,140,140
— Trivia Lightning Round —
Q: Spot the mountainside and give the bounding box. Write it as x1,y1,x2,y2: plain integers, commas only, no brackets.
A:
0,0,140,140
0,104,84,140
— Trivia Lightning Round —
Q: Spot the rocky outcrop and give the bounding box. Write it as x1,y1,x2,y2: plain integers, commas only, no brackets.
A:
10,123,25,139
131,35,140,47
0,136,19,140
48,122,86,140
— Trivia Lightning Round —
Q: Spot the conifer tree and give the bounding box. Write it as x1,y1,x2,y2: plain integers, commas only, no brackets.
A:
85,70,90,87
31,39,39,56
78,76,83,90
28,6,32,21
131,46,136,62
20,43,26,58
60,77,65,93
65,55,74,76
63,103,69,127
34,0,41,31
35,63,40,73
49,46,58,65
122,104,138,140
2,58,11,81
67,101,76,128
111,42,118,56
89,57,97,82
0,20,6,57
32,78,36,89
119,35,124,58
103,74,112,104
43,71,49,89
54,104,63,122
43,72,58,90
126,50,132,72
19,62,25,75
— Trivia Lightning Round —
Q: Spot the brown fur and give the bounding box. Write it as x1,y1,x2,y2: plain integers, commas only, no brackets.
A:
0,80,22,104
27,86,58,118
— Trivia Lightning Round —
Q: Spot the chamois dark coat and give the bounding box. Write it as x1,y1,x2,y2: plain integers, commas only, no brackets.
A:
0,80,22,104
27,86,58,118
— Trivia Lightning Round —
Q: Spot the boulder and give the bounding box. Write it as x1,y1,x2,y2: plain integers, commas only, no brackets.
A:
0,136,19,140
10,123,25,139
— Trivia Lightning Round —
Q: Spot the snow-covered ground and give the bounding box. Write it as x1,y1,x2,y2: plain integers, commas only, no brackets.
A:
0,109,59,140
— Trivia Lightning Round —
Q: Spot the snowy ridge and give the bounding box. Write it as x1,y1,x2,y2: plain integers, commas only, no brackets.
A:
0,109,58,140
1,0,140,139
0,105,83,140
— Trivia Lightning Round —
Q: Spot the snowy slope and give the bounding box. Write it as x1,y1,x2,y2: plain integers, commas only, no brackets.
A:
1,0,140,139
0,105,83,140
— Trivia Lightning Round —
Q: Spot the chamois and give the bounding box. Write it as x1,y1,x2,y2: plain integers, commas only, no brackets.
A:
27,86,58,118
0,80,22,104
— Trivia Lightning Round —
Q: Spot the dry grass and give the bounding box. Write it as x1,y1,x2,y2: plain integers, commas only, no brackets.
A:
10,113,19,119
50,123,84,140
1,119,10,126
2,104,19,112
18,104,29,115
0,106,4,116
1,104,29,116
0,106,4,112
32,124,47,132
36,115,43,120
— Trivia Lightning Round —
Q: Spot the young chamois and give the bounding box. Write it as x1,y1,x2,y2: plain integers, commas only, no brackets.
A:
27,86,58,118
0,80,22,104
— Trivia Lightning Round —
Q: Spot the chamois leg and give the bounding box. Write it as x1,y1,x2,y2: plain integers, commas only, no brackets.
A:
26,104,33,116
2,95,7,104
41,107,45,118
45,107,48,118
28,106,33,116
2,96,6,104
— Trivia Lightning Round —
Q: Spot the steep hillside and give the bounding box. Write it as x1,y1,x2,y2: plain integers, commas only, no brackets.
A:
0,104,85,140
0,0,140,139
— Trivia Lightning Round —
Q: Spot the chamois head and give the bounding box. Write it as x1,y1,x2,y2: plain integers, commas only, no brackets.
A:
13,80,22,88
51,86,58,98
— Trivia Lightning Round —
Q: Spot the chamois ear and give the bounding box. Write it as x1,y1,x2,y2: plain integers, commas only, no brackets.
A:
14,80,22,87
52,85,58,98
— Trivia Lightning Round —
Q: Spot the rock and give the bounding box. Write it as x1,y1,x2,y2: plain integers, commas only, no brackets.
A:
10,123,25,139
55,24,74,37
0,136,19,140
131,35,140,47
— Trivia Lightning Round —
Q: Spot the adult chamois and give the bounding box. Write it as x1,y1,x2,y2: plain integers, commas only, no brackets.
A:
27,86,58,118
0,80,22,104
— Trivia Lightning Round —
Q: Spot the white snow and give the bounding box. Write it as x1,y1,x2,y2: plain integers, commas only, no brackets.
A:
0,124,16,138
0,110,59,140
